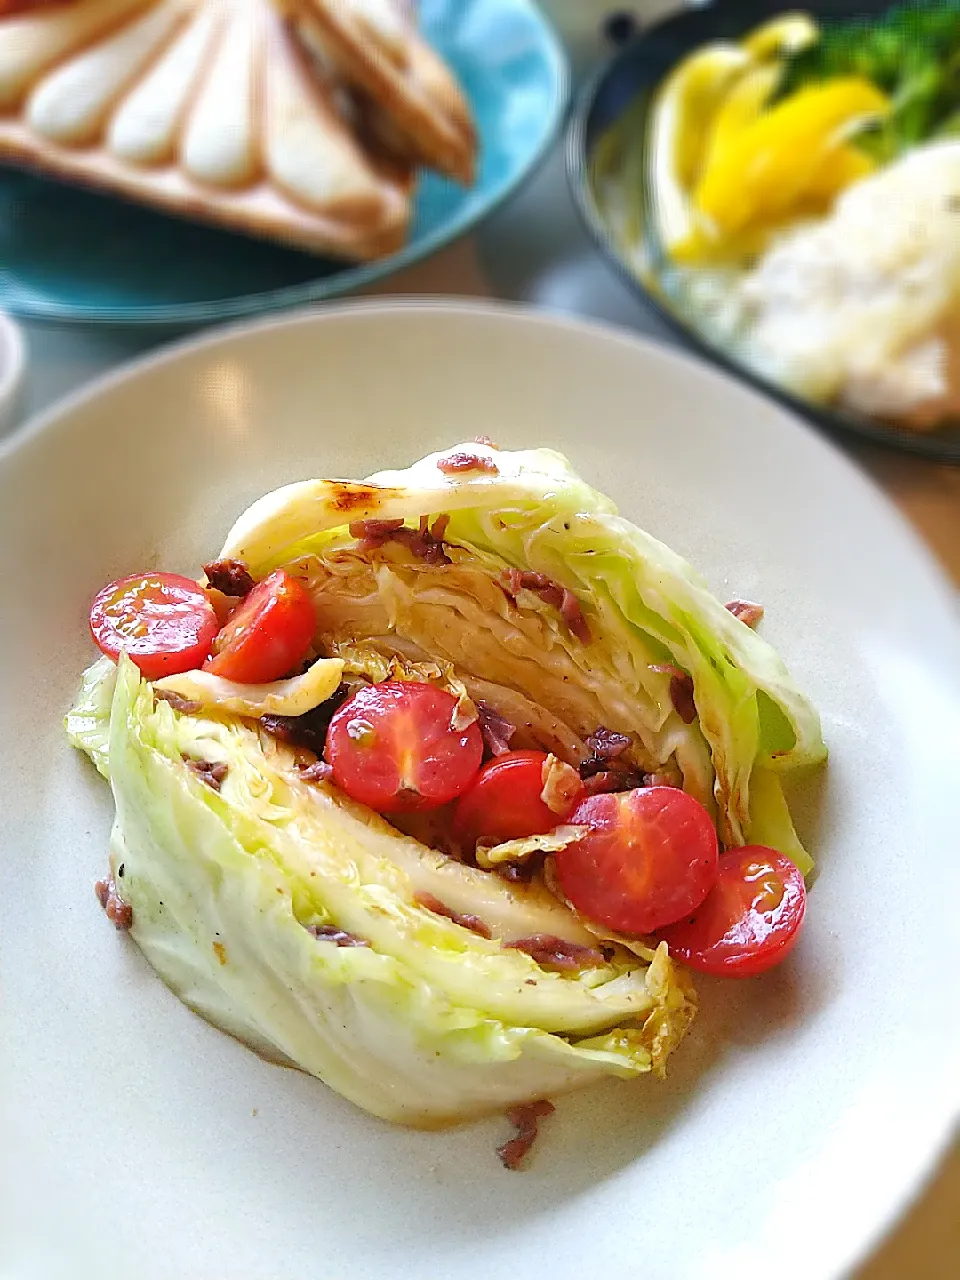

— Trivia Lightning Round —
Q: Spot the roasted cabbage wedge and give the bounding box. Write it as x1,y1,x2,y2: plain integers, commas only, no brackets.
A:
67,443,825,1127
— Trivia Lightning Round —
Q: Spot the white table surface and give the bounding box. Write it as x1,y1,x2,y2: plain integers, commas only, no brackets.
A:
3,6,957,1276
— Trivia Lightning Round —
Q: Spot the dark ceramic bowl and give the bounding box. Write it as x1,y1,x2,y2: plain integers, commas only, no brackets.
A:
567,0,960,464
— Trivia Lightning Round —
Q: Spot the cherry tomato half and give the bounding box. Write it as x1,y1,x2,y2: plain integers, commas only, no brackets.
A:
204,569,315,684
555,787,719,934
89,572,219,680
454,750,584,846
326,681,483,813
657,845,806,978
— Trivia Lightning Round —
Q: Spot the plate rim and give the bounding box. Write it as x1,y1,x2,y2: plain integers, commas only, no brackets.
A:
2,297,959,1279
564,0,960,467
0,0,569,329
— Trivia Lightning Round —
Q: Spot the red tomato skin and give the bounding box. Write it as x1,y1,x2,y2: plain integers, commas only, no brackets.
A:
203,569,315,684
326,681,483,814
658,846,806,978
453,750,583,845
555,786,719,934
89,573,219,680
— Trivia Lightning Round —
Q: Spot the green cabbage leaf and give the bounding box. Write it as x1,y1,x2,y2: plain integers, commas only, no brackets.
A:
69,655,695,1127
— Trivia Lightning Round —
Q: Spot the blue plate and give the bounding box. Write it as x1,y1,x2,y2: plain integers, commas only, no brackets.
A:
0,0,568,326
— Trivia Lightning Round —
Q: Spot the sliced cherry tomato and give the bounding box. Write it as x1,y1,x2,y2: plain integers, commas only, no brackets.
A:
657,845,806,977
203,569,314,684
89,572,219,680
326,681,483,813
554,786,718,934
453,750,584,846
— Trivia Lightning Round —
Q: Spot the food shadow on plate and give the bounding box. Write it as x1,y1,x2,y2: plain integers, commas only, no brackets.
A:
783,762,831,874
348,956,839,1245
292,945,831,1224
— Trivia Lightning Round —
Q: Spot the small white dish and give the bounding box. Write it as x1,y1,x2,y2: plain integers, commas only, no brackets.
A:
0,302,958,1280
0,308,25,435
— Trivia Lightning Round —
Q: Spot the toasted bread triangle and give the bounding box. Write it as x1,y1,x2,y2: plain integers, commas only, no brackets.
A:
279,0,476,184
0,0,474,258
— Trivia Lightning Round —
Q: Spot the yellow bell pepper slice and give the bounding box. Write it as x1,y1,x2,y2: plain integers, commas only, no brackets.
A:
670,143,877,265
700,63,783,176
741,12,820,60
805,143,877,201
669,221,772,267
647,43,750,254
693,77,889,237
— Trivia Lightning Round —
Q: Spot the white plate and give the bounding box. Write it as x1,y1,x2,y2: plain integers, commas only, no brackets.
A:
1,302,958,1280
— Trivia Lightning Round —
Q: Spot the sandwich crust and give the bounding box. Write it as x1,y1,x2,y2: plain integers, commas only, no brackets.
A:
0,0,472,257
